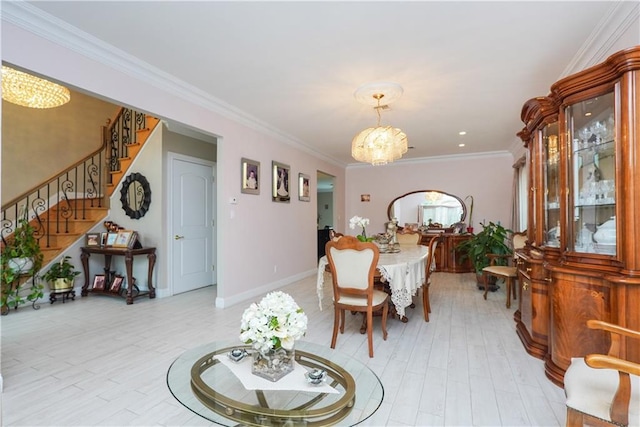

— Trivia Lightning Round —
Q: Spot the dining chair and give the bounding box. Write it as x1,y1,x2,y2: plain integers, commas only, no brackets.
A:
396,230,420,245
422,235,439,322
325,235,388,358
564,319,640,427
482,230,527,308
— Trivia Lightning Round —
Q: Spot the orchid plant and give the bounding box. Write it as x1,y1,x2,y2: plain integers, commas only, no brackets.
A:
349,215,374,242
240,291,308,353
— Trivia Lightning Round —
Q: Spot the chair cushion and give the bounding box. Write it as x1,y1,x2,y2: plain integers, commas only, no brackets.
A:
334,289,388,307
482,266,517,277
564,357,640,426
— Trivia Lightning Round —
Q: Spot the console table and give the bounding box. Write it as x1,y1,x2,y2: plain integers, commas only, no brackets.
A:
80,246,156,304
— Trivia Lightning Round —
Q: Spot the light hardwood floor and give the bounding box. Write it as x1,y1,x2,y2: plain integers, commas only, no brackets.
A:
1,272,567,426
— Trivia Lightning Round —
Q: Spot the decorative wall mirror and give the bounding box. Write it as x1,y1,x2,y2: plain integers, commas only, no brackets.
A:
120,172,152,219
387,190,466,228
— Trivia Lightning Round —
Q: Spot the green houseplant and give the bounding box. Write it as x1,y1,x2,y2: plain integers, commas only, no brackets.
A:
456,221,512,284
1,215,45,312
42,256,80,292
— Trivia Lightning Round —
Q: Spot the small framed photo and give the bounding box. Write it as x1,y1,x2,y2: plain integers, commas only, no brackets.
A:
86,233,100,246
93,274,106,291
105,232,118,247
272,161,290,203
109,275,124,293
100,232,108,246
298,173,310,202
361,194,371,202
113,230,134,248
241,158,260,195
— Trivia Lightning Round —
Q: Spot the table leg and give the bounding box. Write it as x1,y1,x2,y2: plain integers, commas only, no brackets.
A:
124,252,134,305
80,251,90,296
147,252,156,299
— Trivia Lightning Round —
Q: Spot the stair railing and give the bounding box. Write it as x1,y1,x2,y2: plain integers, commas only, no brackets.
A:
1,106,152,250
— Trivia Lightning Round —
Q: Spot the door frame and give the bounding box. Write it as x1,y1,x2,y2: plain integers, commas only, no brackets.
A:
166,152,217,297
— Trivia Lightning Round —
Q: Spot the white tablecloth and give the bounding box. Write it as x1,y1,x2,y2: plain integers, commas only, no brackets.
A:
317,244,428,317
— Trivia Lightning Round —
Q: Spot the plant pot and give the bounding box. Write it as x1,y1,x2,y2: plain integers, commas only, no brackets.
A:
49,278,75,292
466,227,474,234
8,257,34,274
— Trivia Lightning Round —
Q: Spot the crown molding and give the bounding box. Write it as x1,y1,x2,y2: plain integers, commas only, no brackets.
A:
560,1,640,77
1,1,345,168
346,150,513,169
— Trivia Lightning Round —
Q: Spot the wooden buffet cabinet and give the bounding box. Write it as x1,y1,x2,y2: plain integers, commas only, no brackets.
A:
419,232,473,273
516,46,640,387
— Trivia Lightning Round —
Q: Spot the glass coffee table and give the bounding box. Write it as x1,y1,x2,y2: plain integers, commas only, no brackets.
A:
167,340,384,426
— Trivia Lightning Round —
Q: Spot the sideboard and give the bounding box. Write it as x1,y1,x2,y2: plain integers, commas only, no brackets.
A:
420,232,473,273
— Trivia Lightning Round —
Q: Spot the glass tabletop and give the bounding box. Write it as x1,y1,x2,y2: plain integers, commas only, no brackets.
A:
167,340,384,426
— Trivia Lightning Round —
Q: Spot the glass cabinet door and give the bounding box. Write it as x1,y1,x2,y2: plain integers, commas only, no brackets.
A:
542,122,560,248
566,92,616,255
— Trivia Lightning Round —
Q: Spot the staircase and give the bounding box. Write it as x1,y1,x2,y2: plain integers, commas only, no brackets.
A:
1,108,160,271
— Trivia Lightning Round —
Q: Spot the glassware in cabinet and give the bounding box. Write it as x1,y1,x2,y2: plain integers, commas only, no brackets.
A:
565,92,616,255
542,122,560,248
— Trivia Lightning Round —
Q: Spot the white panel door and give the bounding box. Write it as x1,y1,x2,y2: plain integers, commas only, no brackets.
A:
171,156,215,294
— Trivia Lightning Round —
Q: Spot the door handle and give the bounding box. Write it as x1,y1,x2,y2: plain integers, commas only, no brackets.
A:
174,235,184,240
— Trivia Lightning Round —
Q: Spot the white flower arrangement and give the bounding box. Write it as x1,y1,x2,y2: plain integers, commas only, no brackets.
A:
239,291,308,353
349,215,373,241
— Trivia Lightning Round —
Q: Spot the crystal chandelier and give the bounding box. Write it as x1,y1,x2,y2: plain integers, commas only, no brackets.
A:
351,83,408,166
1,66,70,109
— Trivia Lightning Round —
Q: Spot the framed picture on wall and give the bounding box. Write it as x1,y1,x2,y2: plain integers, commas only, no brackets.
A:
272,161,290,203
241,158,260,195
298,173,310,202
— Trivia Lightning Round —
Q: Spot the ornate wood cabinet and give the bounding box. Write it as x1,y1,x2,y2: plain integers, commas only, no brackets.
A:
516,46,640,386
420,233,473,273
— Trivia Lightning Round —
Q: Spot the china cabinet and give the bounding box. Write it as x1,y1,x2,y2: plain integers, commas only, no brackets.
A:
516,46,640,386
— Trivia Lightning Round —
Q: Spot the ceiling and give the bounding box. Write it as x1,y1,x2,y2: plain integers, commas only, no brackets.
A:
17,1,625,165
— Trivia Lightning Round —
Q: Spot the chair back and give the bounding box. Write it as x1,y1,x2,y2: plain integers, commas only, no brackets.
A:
326,235,379,299
512,231,527,251
396,231,420,245
425,235,439,283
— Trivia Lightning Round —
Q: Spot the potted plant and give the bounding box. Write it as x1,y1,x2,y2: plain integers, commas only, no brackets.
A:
42,256,81,292
456,221,512,286
1,214,44,312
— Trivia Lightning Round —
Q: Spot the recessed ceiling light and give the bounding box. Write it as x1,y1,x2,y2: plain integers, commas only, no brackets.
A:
459,131,467,135
585,112,592,117
458,143,465,147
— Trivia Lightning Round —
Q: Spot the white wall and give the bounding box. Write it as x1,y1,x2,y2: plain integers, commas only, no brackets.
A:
345,153,514,234
2,21,345,309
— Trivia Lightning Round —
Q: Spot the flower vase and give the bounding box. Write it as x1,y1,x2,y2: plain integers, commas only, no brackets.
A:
252,346,295,382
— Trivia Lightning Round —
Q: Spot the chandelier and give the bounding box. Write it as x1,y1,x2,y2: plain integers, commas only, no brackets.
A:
1,66,70,109
351,83,408,166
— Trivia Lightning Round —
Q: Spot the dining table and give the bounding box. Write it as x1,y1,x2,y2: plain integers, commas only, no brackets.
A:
317,244,428,320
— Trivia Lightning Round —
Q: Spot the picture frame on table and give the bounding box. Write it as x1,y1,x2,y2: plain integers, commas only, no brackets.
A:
86,232,100,246
100,232,108,246
109,275,124,293
298,173,310,202
93,274,106,291
105,232,118,247
113,230,134,248
241,158,260,195
272,161,290,203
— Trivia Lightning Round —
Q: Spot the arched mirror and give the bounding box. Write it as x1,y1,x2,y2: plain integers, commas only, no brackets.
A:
387,190,466,228
120,173,152,219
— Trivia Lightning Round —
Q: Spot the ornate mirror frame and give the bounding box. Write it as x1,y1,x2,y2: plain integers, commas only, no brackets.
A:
387,190,467,227
120,172,152,219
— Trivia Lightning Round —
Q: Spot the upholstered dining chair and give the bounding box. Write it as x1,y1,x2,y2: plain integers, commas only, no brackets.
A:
396,230,420,245
325,235,388,358
422,235,440,322
482,230,527,308
564,320,640,427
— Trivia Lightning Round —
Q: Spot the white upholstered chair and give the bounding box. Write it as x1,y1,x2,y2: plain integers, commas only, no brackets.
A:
325,235,388,358
482,231,527,308
564,320,640,427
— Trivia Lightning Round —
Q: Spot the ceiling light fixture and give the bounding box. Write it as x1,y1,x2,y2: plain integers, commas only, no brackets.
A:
351,82,408,166
1,66,70,109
